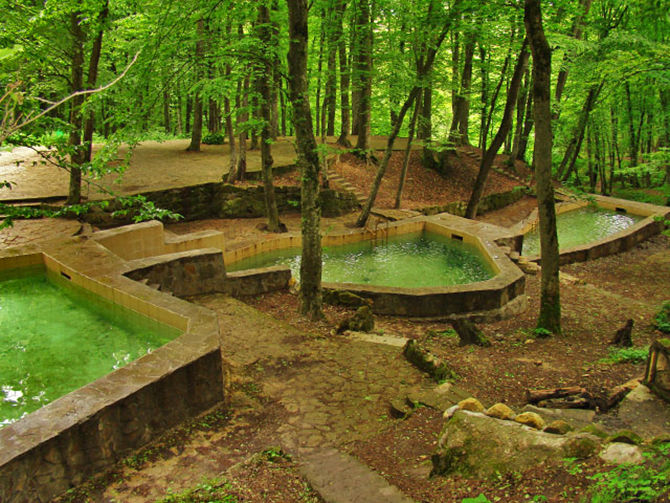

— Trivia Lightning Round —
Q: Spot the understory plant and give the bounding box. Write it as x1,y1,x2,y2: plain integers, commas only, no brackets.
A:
588,444,670,502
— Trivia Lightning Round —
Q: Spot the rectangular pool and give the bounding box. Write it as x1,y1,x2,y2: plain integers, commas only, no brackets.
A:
0,268,180,427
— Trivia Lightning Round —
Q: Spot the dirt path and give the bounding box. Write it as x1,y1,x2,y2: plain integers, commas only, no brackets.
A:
0,136,418,202
83,296,430,502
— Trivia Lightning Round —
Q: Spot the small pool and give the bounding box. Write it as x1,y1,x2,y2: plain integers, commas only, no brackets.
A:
228,231,495,288
0,271,180,427
522,206,644,256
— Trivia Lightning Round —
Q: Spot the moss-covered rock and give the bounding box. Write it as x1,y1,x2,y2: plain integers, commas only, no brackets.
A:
432,410,601,478
543,420,573,435
579,424,610,439
514,412,546,430
486,403,514,420
336,305,375,333
323,289,372,308
605,430,643,446
403,340,458,383
458,398,485,414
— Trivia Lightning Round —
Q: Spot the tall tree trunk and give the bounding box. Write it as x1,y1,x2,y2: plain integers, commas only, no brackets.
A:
356,87,421,226
163,88,171,134
83,1,108,165
186,19,205,152
394,93,421,209
465,39,529,218
258,4,284,233
287,0,324,320
236,75,250,179
625,81,640,169
517,77,534,161
67,11,86,205
314,12,325,137
510,68,530,166
554,0,593,112
335,0,351,146
270,0,281,139
557,82,604,180
449,36,474,146
353,0,372,154
356,20,449,226
525,0,561,335
478,43,488,150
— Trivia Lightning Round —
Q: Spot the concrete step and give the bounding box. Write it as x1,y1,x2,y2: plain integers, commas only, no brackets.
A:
299,448,415,503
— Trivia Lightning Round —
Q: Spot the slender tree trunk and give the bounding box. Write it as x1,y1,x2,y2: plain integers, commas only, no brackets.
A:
270,0,281,139
186,19,205,152
236,75,250,179
510,68,530,167
554,0,593,113
525,0,561,335
315,12,325,137
478,43,488,150
287,0,323,320
324,24,337,136
163,89,171,134
394,93,421,209
465,39,529,218
67,11,86,205
356,87,421,226
185,96,192,133
257,4,284,233
517,77,534,161
449,36,474,146
83,1,108,165
353,0,372,154
335,0,351,145
558,82,604,180
625,81,640,169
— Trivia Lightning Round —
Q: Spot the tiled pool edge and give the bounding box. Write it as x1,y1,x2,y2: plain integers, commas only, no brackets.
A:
224,215,526,319
0,233,228,502
516,194,670,265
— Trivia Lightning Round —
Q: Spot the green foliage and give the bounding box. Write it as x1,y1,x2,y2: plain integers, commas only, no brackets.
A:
654,302,670,334
202,131,225,145
533,327,553,338
599,346,649,365
588,445,670,502
156,477,238,503
461,495,491,503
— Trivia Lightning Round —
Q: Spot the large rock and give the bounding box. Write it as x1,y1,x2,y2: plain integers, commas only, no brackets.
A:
599,443,644,465
432,410,601,478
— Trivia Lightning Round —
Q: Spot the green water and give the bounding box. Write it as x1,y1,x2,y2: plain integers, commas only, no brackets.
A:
0,273,180,427
522,206,644,256
228,231,495,288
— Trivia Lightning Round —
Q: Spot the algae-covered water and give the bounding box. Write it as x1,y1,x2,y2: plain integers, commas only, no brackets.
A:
522,206,644,256
0,273,179,427
228,231,495,288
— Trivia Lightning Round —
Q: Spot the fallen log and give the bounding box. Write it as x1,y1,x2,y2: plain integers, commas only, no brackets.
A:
526,386,587,404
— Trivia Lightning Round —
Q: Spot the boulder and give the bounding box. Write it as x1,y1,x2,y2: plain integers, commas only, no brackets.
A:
432,410,601,478
522,404,595,429
336,305,374,333
514,412,546,430
599,443,644,465
486,403,515,421
605,430,643,446
543,420,573,435
458,398,485,413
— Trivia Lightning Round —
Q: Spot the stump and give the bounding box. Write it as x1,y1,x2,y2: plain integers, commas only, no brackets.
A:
451,319,491,347
610,319,634,347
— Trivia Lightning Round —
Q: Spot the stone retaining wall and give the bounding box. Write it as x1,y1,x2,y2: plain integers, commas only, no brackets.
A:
84,183,359,227
419,187,529,217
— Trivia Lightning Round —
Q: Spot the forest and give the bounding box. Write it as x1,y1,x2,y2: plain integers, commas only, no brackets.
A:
1,1,670,501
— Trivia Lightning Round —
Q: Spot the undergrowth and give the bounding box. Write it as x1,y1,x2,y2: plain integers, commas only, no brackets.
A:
599,346,649,364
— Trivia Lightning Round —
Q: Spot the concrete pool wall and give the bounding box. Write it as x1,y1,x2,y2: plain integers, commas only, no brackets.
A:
516,194,670,265
0,224,229,503
224,214,526,319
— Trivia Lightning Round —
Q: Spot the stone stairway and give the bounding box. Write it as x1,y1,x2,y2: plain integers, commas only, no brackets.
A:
462,149,532,187
327,168,367,205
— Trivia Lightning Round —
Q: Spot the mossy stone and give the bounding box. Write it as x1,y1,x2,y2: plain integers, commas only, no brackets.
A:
579,424,609,439
486,403,515,420
543,420,573,435
514,412,545,430
458,398,485,413
606,430,643,446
